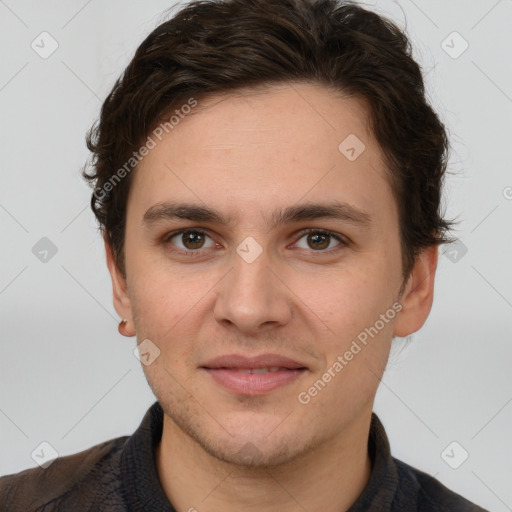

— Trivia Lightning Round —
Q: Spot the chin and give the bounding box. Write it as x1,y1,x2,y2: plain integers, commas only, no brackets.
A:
198,429,309,469
168,400,314,468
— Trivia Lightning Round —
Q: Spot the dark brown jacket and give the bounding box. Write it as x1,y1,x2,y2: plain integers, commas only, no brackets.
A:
0,402,489,511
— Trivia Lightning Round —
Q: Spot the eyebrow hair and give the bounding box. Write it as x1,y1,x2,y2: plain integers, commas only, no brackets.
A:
142,201,372,229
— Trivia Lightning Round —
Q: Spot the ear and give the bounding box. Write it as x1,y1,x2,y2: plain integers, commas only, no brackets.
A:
104,234,135,335
393,245,438,337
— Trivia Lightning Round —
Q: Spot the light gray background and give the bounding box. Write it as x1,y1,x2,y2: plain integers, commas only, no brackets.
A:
0,1,511,510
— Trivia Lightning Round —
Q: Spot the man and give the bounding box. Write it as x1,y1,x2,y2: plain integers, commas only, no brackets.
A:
0,0,488,510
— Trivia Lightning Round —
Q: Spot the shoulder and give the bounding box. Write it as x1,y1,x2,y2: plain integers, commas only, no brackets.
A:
0,435,128,512
393,457,489,512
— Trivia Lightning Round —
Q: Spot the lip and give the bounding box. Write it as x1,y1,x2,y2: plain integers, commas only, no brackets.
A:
201,353,307,370
200,353,308,396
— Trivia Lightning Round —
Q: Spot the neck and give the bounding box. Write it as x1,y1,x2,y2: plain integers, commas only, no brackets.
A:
155,409,373,512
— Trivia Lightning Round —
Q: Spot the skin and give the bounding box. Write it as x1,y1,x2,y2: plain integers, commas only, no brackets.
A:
105,82,438,512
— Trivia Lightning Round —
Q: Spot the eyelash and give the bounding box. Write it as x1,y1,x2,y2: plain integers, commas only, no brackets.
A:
161,228,349,258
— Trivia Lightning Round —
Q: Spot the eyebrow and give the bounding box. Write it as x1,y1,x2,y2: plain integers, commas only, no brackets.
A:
142,201,372,230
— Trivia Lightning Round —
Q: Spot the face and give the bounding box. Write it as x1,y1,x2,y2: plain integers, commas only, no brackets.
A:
108,82,435,467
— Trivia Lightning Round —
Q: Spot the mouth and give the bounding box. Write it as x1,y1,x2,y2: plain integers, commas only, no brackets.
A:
214,366,295,374
200,353,309,395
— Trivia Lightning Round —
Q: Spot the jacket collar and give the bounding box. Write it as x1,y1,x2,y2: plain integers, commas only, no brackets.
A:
120,401,397,511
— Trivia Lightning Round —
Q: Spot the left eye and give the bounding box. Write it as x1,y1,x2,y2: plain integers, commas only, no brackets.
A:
294,230,343,251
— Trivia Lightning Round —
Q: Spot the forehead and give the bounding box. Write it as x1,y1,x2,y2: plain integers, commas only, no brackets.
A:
130,82,395,229
177,83,375,160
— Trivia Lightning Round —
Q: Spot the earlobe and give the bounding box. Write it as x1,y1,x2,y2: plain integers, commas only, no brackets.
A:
104,235,135,336
393,245,438,338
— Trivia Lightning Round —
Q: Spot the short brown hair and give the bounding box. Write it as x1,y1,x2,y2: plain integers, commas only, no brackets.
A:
82,0,456,286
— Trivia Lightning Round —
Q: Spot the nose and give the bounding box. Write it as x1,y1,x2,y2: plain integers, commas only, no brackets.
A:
213,246,292,335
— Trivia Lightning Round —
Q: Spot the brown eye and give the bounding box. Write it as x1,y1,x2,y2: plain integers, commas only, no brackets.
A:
167,230,215,252
294,230,345,252
181,231,205,249
306,232,330,250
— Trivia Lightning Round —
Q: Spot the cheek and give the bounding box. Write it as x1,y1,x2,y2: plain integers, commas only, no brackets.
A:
290,261,390,340
127,239,205,319
129,268,194,341
128,262,224,364
290,261,398,398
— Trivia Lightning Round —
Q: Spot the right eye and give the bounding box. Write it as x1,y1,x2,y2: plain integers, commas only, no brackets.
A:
163,229,217,255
